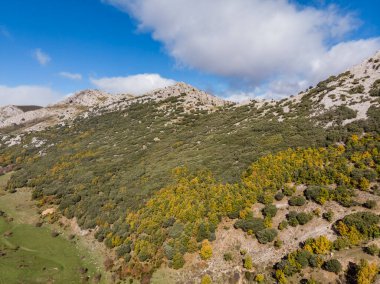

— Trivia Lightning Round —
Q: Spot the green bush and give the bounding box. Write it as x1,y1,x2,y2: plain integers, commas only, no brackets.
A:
296,212,313,225
124,253,131,263
363,200,377,209
234,218,266,233
262,204,278,218
289,196,306,206
369,79,380,97
283,185,296,196
323,259,342,274
172,252,185,269
223,252,233,261
304,186,330,204
322,210,334,222
116,243,131,258
331,186,356,207
287,211,299,227
349,85,365,94
256,228,278,244
275,192,284,201
286,211,312,226
364,244,380,256
333,237,350,251
278,220,289,230
339,212,380,238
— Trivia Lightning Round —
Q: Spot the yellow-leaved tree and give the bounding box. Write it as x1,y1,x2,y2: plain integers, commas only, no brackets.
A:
200,240,213,260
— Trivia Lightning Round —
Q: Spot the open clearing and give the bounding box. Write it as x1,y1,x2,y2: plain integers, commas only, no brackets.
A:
0,173,105,284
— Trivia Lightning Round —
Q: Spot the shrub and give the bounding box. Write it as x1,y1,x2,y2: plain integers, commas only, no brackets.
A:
200,275,212,284
278,220,288,230
262,204,278,218
304,236,332,254
283,185,296,196
200,240,213,260
255,274,265,282
116,243,131,258
244,255,253,270
356,259,379,284
296,212,313,225
256,228,278,244
287,211,299,227
164,243,174,260
333,237,350,251
304,186,330,205
124,253,131,263
289,196,306,206
234,218,265,233
275,192,284,201
309,254,323,268
169,222,184,238
323,210,334,222
369,79,380,97
363,200,377,209
274,239,283,248
172,252,185,269
332,186,356,207
223,252,233,261
306,278,321,284
323,259,342,274
338,212,380,239
275,269,287,284
286,211,312,226
364,244,380,256
349,85,365,94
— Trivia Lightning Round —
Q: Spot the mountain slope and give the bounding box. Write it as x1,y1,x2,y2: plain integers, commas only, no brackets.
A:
0,52,379,283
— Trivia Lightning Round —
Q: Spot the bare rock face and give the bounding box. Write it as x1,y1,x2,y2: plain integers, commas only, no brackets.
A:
103,82,233,113
0,90,132,132
55,89,121,108
251,50,380,126
0,105,24,123
142,82,230,109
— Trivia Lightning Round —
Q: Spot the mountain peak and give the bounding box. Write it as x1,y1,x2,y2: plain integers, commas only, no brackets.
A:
142,81,232,110
56,89,116,107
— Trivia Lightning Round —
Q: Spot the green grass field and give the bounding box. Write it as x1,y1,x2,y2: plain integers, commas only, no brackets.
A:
0,218,101,284
0,174,105,284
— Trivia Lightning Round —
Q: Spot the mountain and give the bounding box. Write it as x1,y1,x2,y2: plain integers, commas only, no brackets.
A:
0,52,379,284
2,51,380,135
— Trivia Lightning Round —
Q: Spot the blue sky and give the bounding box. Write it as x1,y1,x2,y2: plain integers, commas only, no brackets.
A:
0,0,379,105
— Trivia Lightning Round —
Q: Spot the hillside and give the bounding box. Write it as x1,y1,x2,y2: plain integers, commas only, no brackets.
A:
0,52,379,283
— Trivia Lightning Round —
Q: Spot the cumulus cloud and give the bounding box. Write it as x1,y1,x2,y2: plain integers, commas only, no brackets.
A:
104,0,380,98
0,85,61,106
59,71,82,80
33,48,51,66
90,73,176,95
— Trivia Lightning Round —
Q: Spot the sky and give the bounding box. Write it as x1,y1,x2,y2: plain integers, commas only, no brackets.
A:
0,0,379,106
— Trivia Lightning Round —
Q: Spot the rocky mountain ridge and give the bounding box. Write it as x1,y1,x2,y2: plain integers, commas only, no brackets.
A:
0,51,379,135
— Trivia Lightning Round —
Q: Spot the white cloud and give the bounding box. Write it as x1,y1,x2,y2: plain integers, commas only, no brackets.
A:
33,48,51,66
59,72,82,80
224,92,256,103
90,73,176,95
0,85,61,106
105,0,380,98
